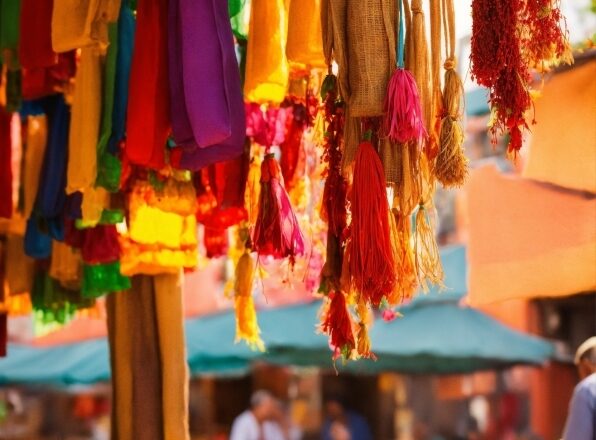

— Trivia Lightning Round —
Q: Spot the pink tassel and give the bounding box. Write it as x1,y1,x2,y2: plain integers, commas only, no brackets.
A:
383,68,427,144
252,154,305,261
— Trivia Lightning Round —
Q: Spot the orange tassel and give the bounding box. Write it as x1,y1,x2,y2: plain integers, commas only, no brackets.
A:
349,138,396,306
234,251,265,351
387,208,418,305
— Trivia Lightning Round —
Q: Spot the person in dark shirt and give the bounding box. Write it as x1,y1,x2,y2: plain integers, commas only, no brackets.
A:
321,396,372,440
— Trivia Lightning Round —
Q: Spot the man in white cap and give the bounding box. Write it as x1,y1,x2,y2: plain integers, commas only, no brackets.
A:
562,336,596,440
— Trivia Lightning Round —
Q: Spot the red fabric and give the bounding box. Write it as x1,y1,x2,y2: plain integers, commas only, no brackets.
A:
22,52,76,100
0,110,12,219
203,226,228,258
18,0,56,69
65,219,85,248
125,0,170,169
81,225,121,264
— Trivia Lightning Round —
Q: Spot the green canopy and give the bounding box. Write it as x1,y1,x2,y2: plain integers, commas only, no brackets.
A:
0,246,554,384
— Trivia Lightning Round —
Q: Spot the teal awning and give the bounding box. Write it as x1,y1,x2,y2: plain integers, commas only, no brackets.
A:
0,246,554,384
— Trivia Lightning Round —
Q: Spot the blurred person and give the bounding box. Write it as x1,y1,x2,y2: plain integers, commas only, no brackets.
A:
322,396,372,440
265,399,302,440
329,421,351,440
230,390,276,440
562,336,596,440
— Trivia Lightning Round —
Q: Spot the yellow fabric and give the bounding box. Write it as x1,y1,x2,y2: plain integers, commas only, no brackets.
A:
67,46,104,194
120,243,198,276
49,240,82,289
523,61,596,193
5,234,35,297
24,115,48,217
466,165,596,305
51,0,121,52
286,0,325,67
80,186,110,226
121,179,198,275
244,0,289,103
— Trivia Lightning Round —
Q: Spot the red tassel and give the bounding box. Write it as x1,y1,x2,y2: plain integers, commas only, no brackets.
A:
252,154,305,261
383,68,427,144
349,140,396,306
322,291,355,360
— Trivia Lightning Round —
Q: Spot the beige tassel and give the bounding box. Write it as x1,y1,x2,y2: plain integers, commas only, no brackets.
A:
435,0,468,187
414,202,444,292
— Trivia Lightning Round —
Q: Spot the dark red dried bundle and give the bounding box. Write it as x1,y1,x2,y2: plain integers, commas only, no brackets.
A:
471,0,532,154
280,101,308,187
319,75,348,295
522,0,569,68
320,78,347,239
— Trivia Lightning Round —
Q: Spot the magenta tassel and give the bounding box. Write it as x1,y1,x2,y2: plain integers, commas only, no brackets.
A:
383,68,427,144
252,154,305,260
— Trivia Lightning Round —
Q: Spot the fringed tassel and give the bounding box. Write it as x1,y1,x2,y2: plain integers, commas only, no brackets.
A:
435,64,468,187
414,202,444,292
322,291,356,360
384,69,427,144
435,0,468,187
383,0,427,144
388,207,418,305
349,138,396,307
234,251,265,351
356,299,375,360
245,153,262,226
252,153,305,262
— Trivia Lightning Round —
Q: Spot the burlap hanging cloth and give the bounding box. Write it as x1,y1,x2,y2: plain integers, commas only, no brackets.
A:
346,0,396,117
107,274,190,440
286,0,326,67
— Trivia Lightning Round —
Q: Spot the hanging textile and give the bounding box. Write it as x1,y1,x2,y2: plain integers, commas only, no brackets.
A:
18,0,56,69
168,0,246,170
286,0,325,67
107,274,190,440
125,0,170,169
67,47,103,194
51,0,121,53
244,0,289,104
347,0,396,117
0,110,12,218
108,1,135,155
96,22,121,192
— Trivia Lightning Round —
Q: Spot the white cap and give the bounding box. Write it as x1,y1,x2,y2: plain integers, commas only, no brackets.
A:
574,336,596,365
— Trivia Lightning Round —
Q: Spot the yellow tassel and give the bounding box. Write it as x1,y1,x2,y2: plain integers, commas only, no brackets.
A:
234,252,265,351
434,0,468,187
355,299,375,360
414,203,444,292
245,152,262,226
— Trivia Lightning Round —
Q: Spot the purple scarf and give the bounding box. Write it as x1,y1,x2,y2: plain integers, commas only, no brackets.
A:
168,0,245,169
